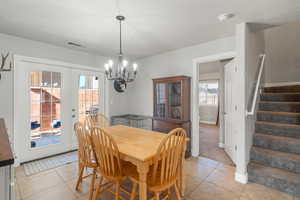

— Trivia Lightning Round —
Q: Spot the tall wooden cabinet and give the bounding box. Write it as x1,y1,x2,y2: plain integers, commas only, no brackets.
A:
152,76,191,157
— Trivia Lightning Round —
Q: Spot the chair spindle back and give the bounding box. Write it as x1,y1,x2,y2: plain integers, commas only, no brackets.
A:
151,128,186,186
90,127,123,179
86,113,109,128
74,122,93,165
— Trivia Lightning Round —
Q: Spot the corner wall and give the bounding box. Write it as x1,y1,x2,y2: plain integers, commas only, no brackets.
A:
245,24,265,165
263,21,300,84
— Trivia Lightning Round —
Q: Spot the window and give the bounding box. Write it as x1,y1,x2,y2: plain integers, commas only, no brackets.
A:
199,81,218,105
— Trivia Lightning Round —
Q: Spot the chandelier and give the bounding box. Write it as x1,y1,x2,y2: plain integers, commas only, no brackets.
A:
104,15,138,93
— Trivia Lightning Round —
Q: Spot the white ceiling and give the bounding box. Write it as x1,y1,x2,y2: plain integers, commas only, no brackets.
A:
1,0,300,58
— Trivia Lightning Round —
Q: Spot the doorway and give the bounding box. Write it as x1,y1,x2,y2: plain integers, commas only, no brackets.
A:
197,58,235,165
14,56,105,163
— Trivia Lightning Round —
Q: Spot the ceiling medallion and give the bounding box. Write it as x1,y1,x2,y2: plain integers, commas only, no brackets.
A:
104,15,138,93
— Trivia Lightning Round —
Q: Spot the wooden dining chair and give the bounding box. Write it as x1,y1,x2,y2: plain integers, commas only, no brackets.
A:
74,122,98,200
128,128,187,200
86,113,110,128
90,127,133,200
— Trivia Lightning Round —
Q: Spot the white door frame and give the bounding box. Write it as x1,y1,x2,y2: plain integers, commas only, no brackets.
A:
191,51,236,157
13,55,109,166
192,51,248,184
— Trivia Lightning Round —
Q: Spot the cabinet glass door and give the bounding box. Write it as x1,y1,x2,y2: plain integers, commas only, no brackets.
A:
168,81,182,120
154,83,167,118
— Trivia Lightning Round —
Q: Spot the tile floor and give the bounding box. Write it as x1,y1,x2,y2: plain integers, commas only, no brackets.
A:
199,123,234,165
15,156,299,200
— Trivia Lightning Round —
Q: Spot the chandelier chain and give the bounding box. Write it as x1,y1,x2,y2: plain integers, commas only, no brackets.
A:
119,18,122,55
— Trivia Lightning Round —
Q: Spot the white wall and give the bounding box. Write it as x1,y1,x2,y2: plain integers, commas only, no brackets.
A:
233,23,265,183
245,24,265,164
234,23,248,183
127,36,235,116
263,20,300,84
199,105,218,124
199,61,222,75
0,33,127,141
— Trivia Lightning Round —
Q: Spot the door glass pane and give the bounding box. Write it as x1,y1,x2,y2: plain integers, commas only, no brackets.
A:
78,75,99,122
168,82,182,120
30,70,62,148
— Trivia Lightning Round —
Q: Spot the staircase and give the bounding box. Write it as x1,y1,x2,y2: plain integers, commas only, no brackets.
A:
248,85,300,197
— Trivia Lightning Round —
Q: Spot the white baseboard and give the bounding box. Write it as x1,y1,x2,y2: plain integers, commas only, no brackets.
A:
235,172,248,184
264,82,300,87
218,143,225,148
199,120,216,125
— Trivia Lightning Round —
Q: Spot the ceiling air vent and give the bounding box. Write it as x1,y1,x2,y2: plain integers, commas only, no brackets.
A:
67,42,84,48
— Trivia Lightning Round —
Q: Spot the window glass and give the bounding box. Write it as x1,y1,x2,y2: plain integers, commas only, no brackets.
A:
199,81,218,105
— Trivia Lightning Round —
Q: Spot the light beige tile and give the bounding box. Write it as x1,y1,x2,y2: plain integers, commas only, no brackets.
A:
15,166,26,179
187,156,220,168
185,158,217,181
66,176,92,197
240,183,294,200
18,169,64,199
206,167,245,194
216,163,236,174
15,182,22,200
188,182,240,200
23,184,77,200
55,162,81,182
184,175,203,195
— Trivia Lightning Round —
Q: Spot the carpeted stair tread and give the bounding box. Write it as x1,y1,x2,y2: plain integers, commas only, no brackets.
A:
248,162,300,197
255,121,300,128
257,111,300,124
260,101,300,104
261,92,300,101
255,121,300,139
251,147,300,173
264,85,300,93
259,101,300,112
253,133,300,154
257,110,300,115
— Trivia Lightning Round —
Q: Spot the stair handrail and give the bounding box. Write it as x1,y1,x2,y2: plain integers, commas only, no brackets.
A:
246,54,266,116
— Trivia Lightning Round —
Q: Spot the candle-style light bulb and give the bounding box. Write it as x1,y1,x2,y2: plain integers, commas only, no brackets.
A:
104,63,109,71
133,63,138,71
122,59,128,67
108,59,113,67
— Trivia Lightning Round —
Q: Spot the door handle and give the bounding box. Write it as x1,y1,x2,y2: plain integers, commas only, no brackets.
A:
72,109,76,112
72,115,76,118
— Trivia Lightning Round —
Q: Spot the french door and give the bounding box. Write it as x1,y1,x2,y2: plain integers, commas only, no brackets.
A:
14,58,105,163
70,69,105,149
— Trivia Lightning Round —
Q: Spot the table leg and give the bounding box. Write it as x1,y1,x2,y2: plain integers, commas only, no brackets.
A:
137,163,149,200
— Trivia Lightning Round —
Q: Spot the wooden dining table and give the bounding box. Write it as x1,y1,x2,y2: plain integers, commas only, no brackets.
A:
101,125,187,200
